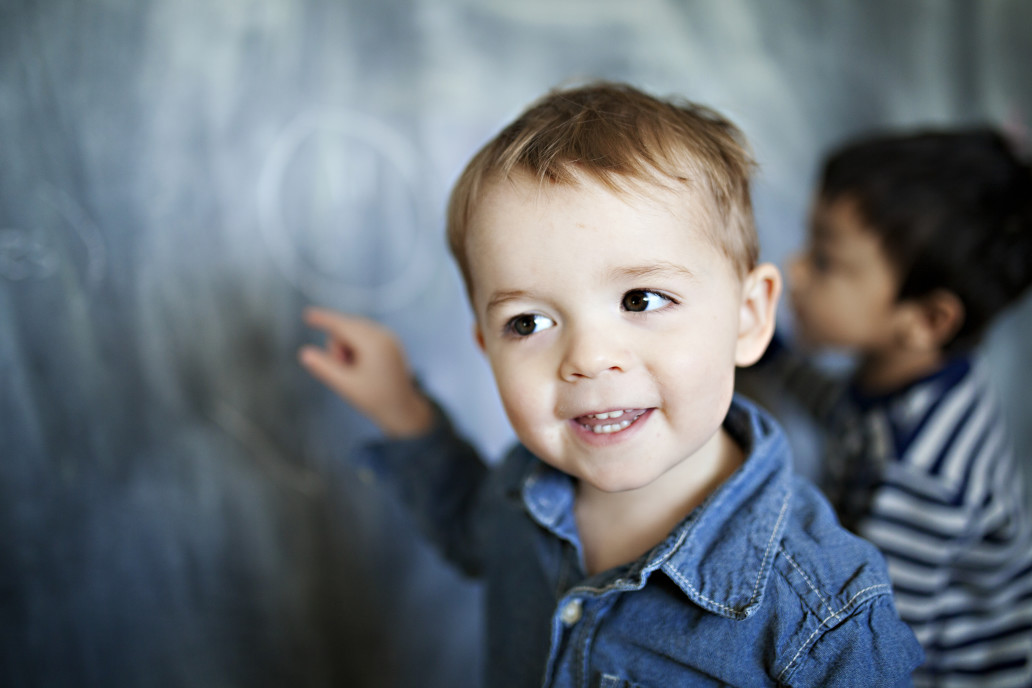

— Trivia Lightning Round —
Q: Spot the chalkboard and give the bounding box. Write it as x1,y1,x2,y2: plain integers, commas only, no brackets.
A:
2,1,1030,686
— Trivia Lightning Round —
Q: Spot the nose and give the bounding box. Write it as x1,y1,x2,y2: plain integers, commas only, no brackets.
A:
558,322,628,381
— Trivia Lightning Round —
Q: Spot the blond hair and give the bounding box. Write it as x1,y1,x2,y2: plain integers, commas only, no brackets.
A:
446,82,759,296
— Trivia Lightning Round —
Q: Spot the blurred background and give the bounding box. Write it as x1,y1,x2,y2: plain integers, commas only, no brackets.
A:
2,1,1030,686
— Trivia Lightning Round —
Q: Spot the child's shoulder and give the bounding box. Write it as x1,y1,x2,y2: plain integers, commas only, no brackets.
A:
877,356,1010,501
721,396,901,616
768,476,924,681
777,475,896,608
684,395,922,679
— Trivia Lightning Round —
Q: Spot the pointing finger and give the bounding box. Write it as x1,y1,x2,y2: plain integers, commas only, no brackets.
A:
298,345,355,396
303,306,361,336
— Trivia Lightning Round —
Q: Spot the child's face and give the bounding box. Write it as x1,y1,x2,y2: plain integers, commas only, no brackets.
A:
788,197,902,352
466,172,763,494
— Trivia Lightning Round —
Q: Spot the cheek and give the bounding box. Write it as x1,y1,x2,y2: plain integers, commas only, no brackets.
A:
793,282,845,326
494,373,566,458
490,354,550,424
797,289,833,321
786,256,810,293
794,294,844,340
794,286,890,348
657,361,735,453
655,333,736,411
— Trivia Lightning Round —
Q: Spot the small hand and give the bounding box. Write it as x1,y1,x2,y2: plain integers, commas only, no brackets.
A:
299,307,435,437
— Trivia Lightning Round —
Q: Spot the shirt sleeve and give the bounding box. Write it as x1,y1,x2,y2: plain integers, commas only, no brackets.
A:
356,398,491,578
783,593,923,687
854,436,1032,675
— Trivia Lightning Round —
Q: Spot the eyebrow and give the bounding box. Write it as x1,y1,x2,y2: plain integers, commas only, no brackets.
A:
484,262,695,315
485,289,532,315
609,262,695,282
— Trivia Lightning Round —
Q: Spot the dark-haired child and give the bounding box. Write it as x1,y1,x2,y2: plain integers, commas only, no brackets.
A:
756,129,1032,686
301,83,922,686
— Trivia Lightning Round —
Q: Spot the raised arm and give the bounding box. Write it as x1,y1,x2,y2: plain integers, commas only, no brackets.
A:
299,306,491,575
298,306,435,438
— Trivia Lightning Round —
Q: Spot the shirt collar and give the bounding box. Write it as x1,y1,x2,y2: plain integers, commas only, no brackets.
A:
516,395,793,620
656,396,792,619
848,355,971,411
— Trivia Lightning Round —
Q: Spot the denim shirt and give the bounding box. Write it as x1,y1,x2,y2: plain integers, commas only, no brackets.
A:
362,395,922,687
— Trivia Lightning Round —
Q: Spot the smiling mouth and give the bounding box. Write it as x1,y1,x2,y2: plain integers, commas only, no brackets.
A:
575,409,648,435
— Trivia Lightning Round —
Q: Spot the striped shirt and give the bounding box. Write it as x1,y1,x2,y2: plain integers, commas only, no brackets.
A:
759,348,1032,687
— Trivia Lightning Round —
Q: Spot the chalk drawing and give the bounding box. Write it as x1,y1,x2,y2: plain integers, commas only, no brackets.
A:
41,184,108,290
0,228,57,281
257,110,435,313
0,185,107,287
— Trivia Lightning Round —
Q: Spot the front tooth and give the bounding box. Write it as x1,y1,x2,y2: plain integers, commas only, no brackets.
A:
586,410,633,421
590,419,634,434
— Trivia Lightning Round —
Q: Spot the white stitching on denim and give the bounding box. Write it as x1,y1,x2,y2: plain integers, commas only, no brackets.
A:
749,493,791,605
663,492,791,617
776,583,893,682
781,548,838,621
665,568,741,616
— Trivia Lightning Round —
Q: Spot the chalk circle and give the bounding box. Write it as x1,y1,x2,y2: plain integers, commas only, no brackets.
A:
0,227,58,281
258,110,435,313
0,187,106,286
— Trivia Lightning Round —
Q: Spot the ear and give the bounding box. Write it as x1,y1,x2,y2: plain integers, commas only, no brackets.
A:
896,289,965,351
735,263,782,367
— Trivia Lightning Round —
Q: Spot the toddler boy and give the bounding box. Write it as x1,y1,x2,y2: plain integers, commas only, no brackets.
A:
301,83,922,686
751,129,1032,686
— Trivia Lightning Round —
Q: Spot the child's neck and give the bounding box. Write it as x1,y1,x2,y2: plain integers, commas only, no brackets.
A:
856,347,947,395
573,428,743,577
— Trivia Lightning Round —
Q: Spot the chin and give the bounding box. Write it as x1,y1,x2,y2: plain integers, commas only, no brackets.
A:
578,466,658,494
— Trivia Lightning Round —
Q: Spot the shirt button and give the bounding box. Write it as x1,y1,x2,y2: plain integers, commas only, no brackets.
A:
559,598,583,627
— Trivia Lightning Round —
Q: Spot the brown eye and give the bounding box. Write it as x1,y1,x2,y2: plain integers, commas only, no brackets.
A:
622,289,671,313
513,315,536,335
623,291,646,311
810,247,832,273
508,314,555,337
